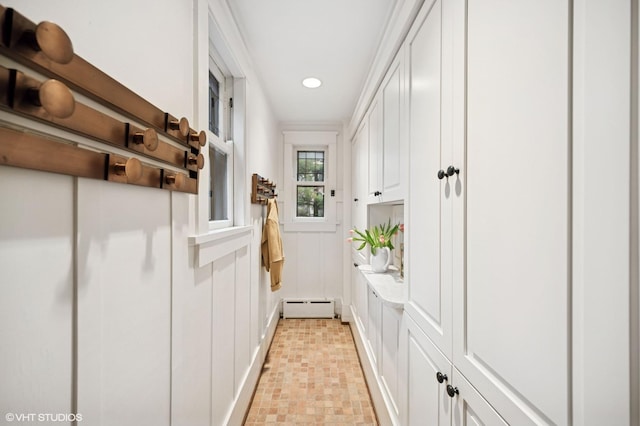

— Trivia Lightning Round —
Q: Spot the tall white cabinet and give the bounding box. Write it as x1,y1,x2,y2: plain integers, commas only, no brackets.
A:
453,0,570,424
405,0,571,424
352,0,633,424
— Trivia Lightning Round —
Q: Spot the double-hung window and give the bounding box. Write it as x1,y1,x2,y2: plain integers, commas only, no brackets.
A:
207,60,233,230
296,150,325,217
283,131,337,231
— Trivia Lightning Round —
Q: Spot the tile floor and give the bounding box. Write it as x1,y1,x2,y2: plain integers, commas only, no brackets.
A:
244,318,378,425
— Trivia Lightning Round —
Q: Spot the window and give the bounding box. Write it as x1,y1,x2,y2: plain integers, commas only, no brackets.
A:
207,59,233,229
296,151,325,217
208,72,220,136
283,131,337,231
209,145,228,221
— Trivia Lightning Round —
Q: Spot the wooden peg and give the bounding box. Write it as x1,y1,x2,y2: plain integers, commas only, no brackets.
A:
165,172,184,190
28,79,75,118
187,153,205,170
168,117,190,137
189,130,207,147
113,157,143,182
23,21,74,64
131,128,159,151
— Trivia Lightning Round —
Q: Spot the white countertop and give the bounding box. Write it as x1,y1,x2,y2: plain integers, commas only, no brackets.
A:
358,265,407,309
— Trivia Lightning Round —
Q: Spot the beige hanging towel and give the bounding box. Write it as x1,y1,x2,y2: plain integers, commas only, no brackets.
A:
261,198,284,291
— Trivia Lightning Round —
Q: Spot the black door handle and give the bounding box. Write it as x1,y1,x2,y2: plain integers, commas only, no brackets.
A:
446,384,459,398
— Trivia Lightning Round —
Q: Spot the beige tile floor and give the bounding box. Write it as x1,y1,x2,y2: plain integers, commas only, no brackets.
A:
244,319,378,425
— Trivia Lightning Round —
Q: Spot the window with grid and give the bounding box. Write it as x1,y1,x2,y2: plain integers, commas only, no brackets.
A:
296,150,325,217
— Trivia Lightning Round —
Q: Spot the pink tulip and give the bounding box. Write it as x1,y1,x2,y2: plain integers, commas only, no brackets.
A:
346,238,353,243
399,224,405,232
349,229,355,235
379,235,385,244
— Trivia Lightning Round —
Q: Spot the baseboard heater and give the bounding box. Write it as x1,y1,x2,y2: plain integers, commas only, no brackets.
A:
282,298,335,319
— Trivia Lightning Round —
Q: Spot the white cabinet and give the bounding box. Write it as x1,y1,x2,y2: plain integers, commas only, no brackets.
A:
405,0,453,359
368,55,407,204
350,267,405,425
351,120,369,264
367,286,381,367
452,0,570,424
352,263,368,336
404,0,571,424
380,303,402,417
399,313,505,426
367,97,382,201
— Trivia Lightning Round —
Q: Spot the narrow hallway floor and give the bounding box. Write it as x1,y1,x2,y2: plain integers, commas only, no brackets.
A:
244,318,378,425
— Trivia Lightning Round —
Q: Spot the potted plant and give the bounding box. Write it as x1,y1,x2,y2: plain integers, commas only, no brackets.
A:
347,220,400,272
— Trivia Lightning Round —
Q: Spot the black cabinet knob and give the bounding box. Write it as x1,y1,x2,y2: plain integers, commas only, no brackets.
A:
354,198,359,202
446,166,460,177
437,170,446,180
374,190,382,196
353,263,358,268
446,384,459,398
436,372,448,383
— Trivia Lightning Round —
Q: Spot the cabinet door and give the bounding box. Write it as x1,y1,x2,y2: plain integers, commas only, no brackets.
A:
380,304,402,417
352,121,368,264
382,57,403,200
450,369,508,426
368,98,382,201
406,0,453,358
399,312,451,426
367,287,381,368
354,268,368,336
453,0,570,424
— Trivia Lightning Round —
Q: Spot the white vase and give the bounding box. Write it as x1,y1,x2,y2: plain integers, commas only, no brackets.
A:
370,247,391,273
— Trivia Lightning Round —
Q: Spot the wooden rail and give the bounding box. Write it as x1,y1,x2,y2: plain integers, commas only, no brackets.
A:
0,4,206,194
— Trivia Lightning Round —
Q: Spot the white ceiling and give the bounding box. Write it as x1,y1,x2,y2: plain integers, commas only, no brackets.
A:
226,0,397,124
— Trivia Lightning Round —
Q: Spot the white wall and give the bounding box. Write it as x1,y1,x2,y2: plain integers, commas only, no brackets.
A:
0,1,281,425
277,124,346,315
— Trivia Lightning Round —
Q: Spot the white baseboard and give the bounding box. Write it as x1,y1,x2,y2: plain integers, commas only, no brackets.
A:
349,305,396,426
226,302,280,425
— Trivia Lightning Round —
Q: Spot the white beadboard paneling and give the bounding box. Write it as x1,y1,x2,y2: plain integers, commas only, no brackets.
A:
280,231,299,298
296,233,323,299
77,179,171,426
322,229,343,300
234,246,251,394
171,192,212,426
211,252,236,425
0,167,74,417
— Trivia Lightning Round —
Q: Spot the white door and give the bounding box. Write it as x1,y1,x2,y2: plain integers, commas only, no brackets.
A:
453,0,571,424
406,0,453,359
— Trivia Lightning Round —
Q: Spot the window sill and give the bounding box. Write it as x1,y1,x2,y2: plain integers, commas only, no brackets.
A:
189,226,252,267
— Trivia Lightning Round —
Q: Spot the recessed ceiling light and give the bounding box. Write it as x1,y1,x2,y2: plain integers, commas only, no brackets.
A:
302,77,322,89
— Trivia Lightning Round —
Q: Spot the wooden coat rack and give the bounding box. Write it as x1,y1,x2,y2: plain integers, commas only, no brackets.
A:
251,173,277,205
0,5,206,194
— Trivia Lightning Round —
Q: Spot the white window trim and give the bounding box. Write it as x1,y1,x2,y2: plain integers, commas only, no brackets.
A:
283,131,338,232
